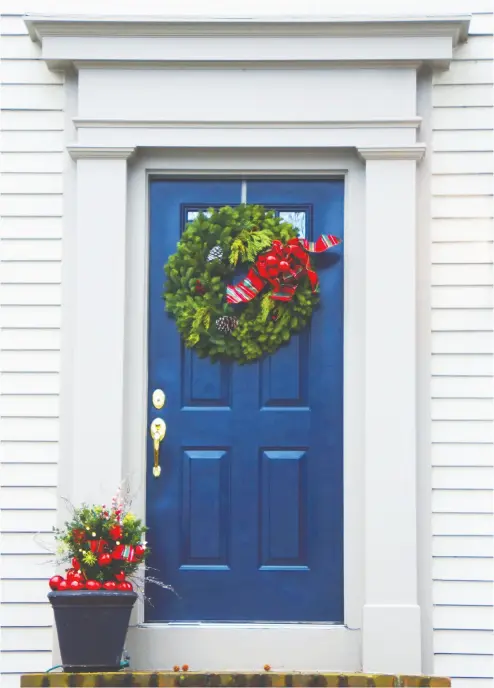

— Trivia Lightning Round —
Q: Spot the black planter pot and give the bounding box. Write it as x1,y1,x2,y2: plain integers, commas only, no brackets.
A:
48,590,137,673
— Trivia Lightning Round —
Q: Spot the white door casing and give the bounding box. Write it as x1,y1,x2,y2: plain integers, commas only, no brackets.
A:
26,13,469,675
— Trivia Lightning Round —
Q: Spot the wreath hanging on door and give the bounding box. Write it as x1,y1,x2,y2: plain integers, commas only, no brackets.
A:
163,204,341,364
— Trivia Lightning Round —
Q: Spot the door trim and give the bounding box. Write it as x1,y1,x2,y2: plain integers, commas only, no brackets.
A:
122,150,364,670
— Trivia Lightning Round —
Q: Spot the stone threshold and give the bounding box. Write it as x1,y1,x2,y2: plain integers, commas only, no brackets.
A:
21,672,451,687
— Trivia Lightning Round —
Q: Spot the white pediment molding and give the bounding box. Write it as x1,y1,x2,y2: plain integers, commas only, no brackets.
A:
25,14,470,70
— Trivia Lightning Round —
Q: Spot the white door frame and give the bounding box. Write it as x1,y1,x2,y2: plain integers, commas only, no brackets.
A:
26,12,469,674
123,153,363,672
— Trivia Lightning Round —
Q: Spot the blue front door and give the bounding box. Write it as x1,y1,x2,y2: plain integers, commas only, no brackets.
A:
146,179,344,622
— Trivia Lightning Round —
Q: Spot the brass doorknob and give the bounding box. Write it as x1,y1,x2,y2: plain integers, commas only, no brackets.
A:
150,418,166,478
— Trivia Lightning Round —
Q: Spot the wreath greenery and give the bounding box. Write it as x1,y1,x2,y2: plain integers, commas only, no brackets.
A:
164,204,319,364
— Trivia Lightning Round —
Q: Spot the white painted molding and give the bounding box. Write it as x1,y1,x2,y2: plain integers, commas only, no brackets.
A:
67,145,136,160
358,145,426,161
25,14,470,44
24,14,469,70
73,118,423,130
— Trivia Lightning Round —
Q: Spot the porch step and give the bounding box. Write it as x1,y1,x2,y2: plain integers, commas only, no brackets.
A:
21,672,450,687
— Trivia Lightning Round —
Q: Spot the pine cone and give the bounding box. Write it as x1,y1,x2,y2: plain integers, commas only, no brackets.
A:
216,315,238,334
207,245,223,262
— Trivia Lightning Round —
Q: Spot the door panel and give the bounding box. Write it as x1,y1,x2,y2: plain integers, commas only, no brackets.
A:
146,179,344,622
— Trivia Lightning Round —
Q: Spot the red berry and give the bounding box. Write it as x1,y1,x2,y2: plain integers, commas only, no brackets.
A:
115,571,126,582
103,581,117,590
98,553,112,567
72,558,80,570
69,580,84,591
57,580,69,591
85,580,102,591
173,666,180,672
49,575,64,591
182,665,189,672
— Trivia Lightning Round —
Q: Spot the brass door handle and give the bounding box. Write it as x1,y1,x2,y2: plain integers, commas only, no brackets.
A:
150,418,166,478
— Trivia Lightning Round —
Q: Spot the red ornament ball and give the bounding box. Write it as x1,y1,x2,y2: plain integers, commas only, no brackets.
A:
115,571,126,582
72,558,80,570
109,524,123,540
71,571,84,584
266,255,277,268
69,580,84,591
135,545,146,558
98,553,112,567
66,568,76,582
85,580,102,591
58,580,69,591
49,575,64,591
278,260,290,271
103,581,117,590
117,581,133,591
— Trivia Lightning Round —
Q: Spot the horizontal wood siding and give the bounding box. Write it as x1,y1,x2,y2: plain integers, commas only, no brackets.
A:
431,13,494,687
0,10,63,682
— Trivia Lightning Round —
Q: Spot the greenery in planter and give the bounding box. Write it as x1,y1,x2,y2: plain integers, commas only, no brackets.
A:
51,488,148,591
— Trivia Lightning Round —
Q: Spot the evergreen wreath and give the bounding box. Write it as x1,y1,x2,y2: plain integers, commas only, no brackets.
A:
164,204,332,364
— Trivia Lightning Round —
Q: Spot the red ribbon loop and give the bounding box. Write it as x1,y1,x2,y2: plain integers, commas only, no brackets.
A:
226,234,341,304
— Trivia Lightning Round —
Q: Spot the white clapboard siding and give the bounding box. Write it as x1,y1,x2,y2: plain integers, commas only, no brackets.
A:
432,332,493,354
0,372,60,394
432,196,494,218
433,84,494,107
435,629,494,654
432,219,493,243
432,175,494,196
1,462,58,487
2,261,62,283
433,107,494,130
1,509,57,532
1,59,64,84
1,239,62,260
433,535,493,557
0,441,59,463
1,217,63,239
0,627,53,652
0,152,64,173
432,242,493,263
432,377,494,399
431,355,493,375
1,532,56,555
432,22,494,685
432,444,494,466
1,194,63,216
433,130,494,152
0,486,57,509
432,152,494,175
2,306,61,328
432,309,493,331
0,350,60,372
433,581,494,605
433,489,493,513
1,110,65,131
0,174,63,194
432,265,492,285
433,558,494,582
0,553,57,579
1,328,61,349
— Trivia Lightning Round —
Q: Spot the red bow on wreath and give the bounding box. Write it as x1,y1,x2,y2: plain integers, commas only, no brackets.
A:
226,234,341,304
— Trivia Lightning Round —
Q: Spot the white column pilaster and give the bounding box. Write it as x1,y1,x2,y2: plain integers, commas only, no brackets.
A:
358,145,425,675
67,146,135,505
